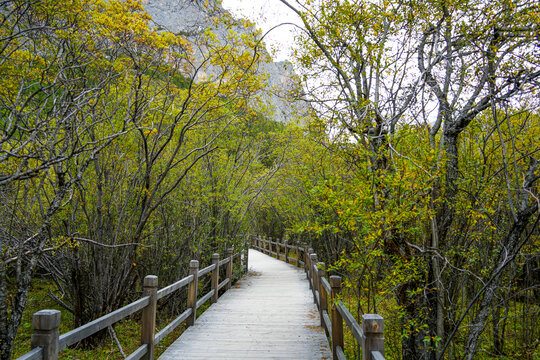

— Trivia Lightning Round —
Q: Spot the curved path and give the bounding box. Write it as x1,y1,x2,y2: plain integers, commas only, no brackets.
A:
158,249,331,359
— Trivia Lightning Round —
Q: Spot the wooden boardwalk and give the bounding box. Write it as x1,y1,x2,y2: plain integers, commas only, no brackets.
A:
158,249,332,359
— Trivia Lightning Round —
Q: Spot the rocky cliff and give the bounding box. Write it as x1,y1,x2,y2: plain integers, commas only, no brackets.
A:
141,0,308,123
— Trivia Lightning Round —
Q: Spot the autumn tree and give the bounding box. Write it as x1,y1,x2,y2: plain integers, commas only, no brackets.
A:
277,0,540,358
27,0,281,340
0,0,189,355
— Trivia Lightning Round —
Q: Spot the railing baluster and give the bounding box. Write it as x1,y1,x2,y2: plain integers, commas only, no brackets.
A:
284,240,289,263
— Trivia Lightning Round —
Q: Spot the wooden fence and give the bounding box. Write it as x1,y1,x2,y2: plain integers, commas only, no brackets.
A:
251,235,385,360
17,246,248,360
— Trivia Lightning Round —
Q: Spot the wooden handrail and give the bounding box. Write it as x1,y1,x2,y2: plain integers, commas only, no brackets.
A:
251,235,386,360
18,246,248,360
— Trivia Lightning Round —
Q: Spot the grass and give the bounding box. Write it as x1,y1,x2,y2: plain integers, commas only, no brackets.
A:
11,270,245,360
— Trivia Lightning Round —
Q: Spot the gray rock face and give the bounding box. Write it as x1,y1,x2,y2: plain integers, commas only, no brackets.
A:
141,0,308,123
142,0,213,34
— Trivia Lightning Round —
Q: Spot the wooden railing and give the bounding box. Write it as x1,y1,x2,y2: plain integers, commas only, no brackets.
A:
17,246,248,360
251,235,385,360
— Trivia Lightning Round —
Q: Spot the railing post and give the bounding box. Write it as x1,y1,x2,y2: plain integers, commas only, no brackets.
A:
187,260,199,326
141,275,158,360
31,310,60,360
306,247,313,276
330,276,344,360
318,262,327,330
211,253,220,303
362,314,385,359
296,242,301,267
310,253,318,304
227,248,233,290
269,237,273,256
277,239,281,259
284,240,289,263
245,240,249,273
307,248,314,289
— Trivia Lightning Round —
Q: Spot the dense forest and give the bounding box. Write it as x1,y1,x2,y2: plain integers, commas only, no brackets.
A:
1,0,539,359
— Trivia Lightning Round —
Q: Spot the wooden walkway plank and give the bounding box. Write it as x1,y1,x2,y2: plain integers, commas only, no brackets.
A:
158,249,332,360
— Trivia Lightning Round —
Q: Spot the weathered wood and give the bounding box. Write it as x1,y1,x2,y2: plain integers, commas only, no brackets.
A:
362,314,384,360
141,275,158,360
31,310,60,360
154,308,192,345
211,253,220,303
244,241,249,272
306,248,313,281
196,289,215,309
320,276,331,294
336,346,347,360
16,347,42,360
218,278,230,291
318,263,328,331
198,264,216,277
330,276,344,360
296,242,301,268
159,250,331,360
125,344,148,360
336,301,364,344
218,257,230,267
284,240,289,263
58,296,150,349
157,275,193,300
322,310,332,335
371,350,385,360
227,248,233,290
310,255,319,305
187,260,199,326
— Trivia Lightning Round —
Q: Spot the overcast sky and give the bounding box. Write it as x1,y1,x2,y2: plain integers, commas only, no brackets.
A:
221,0,302,62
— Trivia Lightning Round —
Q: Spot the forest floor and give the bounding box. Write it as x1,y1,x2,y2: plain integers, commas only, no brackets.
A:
12,278,187,359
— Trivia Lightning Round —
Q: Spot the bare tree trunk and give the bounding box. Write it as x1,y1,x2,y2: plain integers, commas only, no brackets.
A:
464,159,539,359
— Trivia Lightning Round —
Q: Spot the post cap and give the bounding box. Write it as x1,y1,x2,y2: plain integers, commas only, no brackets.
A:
189,260,199,268
227,248,233,255
329,275,342,288
362,314,384,333
143,275,158,288
33,310,61,330
212,253,220,261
